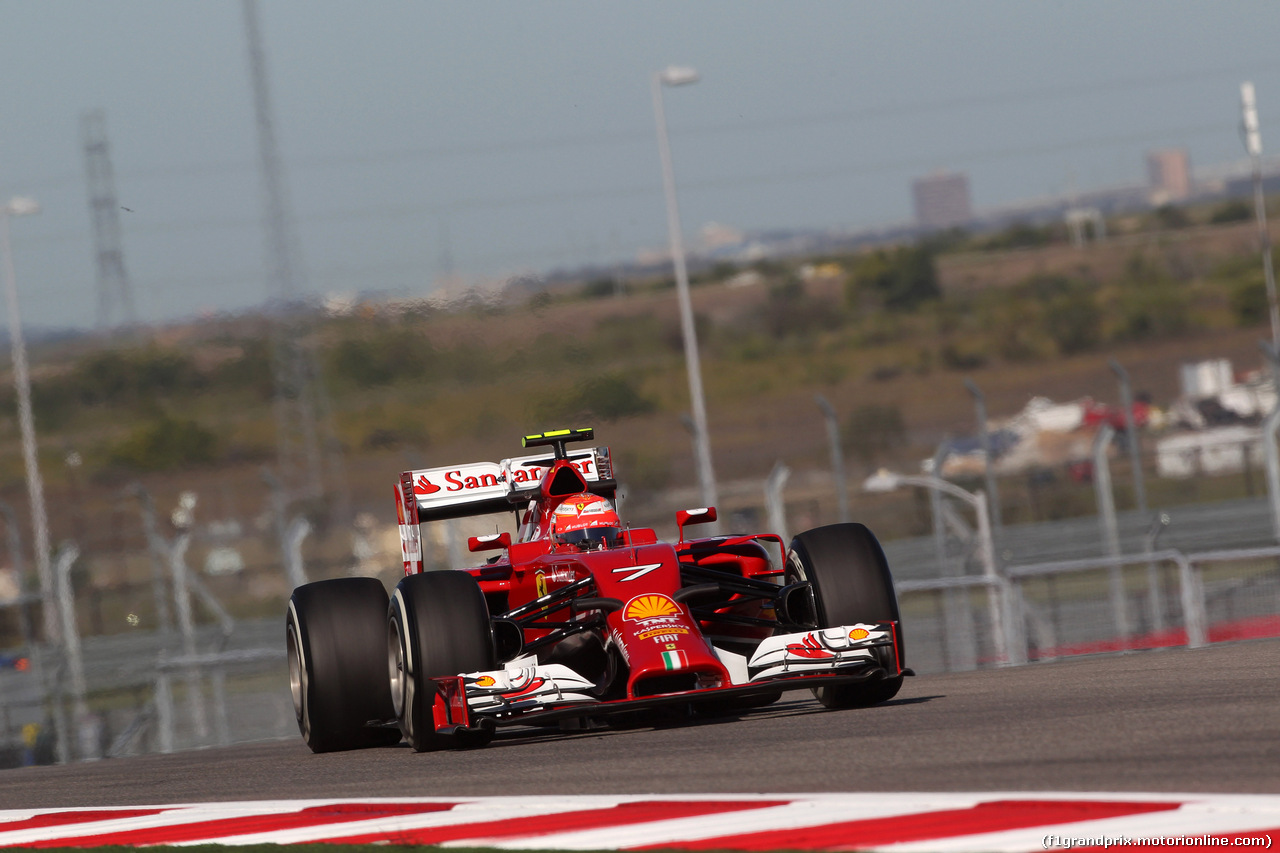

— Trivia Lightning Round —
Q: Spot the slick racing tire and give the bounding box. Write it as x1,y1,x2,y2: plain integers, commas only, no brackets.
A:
787,523,904,709
389,570,496,752
287,578,402,753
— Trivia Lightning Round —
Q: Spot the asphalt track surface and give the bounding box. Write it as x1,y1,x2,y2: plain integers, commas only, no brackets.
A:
0,638,1275,809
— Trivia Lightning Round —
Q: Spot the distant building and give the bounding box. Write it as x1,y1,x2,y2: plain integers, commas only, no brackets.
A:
1146,148,1191,203
912,172,972,229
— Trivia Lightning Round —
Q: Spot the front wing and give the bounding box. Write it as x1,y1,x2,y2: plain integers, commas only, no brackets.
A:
428,622,903,734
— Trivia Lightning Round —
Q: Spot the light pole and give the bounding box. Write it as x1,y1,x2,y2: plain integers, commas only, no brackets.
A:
863,468,1015,665
864,469,997,582
964,378,1003,547
1,197,58,646
653,66,719,524
1109,358,1147,515
1241,82,1279,352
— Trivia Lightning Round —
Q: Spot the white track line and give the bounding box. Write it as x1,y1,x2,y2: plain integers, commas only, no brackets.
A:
455,798,976,850
1,793,1276,850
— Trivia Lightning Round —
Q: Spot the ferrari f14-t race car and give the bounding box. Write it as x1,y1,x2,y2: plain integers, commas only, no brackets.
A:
286,428,910,752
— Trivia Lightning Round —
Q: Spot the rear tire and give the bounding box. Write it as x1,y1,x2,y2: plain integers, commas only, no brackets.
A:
286,578,401,753
787,523,904,708
389,571,496,751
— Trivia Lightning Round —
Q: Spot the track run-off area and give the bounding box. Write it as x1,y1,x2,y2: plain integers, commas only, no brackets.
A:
0,639,1275,849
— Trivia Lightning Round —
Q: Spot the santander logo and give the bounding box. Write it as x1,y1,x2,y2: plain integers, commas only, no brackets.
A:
409,453,600,505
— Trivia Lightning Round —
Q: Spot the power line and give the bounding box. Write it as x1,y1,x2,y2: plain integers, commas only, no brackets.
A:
9,119,1235,245
15,60,1280,194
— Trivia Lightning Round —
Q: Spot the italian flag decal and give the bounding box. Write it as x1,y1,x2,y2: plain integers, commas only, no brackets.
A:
661,650,688,670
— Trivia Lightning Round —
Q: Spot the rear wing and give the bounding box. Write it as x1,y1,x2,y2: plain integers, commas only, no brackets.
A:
395,446,616,573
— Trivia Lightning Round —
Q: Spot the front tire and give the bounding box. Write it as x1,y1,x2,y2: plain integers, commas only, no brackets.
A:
389,571,496,752
787,523,904,708
287,578,401,753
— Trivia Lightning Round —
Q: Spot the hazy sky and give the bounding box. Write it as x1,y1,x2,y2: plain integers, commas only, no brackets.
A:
2,1,1279,329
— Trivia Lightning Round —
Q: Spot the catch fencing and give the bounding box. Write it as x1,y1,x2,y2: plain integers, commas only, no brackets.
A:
3,481,1280,765
896,544,1280,674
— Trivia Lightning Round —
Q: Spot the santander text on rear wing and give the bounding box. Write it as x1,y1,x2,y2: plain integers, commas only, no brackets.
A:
395,446,615,573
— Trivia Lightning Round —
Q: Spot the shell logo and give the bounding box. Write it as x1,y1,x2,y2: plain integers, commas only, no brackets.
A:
849,628,870,641
473,675,496,687
623,593,679,621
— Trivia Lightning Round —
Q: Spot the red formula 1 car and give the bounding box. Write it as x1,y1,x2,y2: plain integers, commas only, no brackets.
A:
286,428,910,752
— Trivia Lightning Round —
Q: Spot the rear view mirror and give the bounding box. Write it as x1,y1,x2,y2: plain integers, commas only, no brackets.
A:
468,532,511,552
676,506,717,543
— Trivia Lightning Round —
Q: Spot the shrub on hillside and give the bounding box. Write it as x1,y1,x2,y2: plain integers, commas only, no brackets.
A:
579,278,621,299
208,339,274,400
615,450,671,493
976,222,1054,251
38,346,204,411
1117,287,1192,340
589,314,671,357
535,373,656,424
985,299,1052,363
692,261,739,285
843,404,906,465
845,246,939,311
939,342,988,370
1230,278,1268,326
763,278,843,339
27,345,207,428
109,415,217,471
77,347,203,405
1024,275,1103,355
1210,199,1252,224
327,333,425,387
1113,256,1192,341
1151,204,1191,230
1216,253,1275,328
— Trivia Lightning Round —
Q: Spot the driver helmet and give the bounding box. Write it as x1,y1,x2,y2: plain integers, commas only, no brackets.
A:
551,494,623,551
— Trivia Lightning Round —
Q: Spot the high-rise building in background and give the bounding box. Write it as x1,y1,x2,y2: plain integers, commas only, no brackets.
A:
1146,148,1191,204
912,171,972,229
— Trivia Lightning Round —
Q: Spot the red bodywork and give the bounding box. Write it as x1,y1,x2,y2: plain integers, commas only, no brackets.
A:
396,435,902,728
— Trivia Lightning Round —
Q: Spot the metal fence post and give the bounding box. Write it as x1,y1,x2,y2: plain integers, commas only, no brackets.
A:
1264,401,1280,543
264,468,313,589
129,485,174,635
0,502,33,647
1109,359,1147,514
972,491,1011,665
284,516,311,589
169,532,209,743
155,671,174,754
210,668,231,747
765,461,791,544
1175,553,1208,649
1144,513,1170,634
925,444,978,671
1002,576,1028,666
1093,424,1130,646
815,395,850,524
964,379,1003,551
1093,424,1120,558
929,442,949,576
445,519,464,571
53,542,93,760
